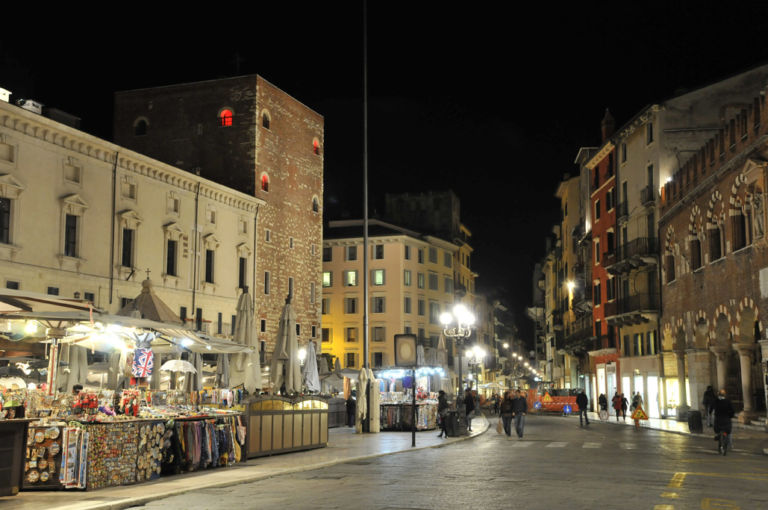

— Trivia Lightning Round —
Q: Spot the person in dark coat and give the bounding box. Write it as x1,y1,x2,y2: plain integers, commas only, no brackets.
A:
499,390,515,436
702,385,716,427
511,390,528,439
620,393,629,421
464,388,475,432
576,389,589,426
346,390,357,427
713,388,735,450
598,393,608,411
437,390,449,438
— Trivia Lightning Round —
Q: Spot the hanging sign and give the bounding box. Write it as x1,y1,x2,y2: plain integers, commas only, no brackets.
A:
131,348,154,378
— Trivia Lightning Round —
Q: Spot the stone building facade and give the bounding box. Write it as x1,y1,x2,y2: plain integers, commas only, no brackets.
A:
0,91,262,335
113,76,323,360
660,86,768,422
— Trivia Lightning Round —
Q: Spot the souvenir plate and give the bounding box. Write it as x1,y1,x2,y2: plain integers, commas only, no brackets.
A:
38,458,47,470
34,431,45,443
49,442,60,456
45,427,60,440
40,471,50,482
26,470,39,483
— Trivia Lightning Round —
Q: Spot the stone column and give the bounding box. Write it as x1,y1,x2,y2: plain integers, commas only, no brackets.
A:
710,348,729,392
760,340,768,421
675,350,689,420
733,343,757,423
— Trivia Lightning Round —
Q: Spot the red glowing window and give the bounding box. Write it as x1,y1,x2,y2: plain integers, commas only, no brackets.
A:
313,139,320,155
261,174,269,192
219,109,233,127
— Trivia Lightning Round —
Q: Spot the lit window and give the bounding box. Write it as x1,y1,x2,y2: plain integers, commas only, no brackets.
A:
261,174,269,192
313,139,320,155
219,109,233,127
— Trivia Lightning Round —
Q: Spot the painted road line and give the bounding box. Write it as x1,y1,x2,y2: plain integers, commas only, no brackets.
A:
511,441,533,447
545,442,567,448
620,442,637,449
582,442,601,448
667,472,686,489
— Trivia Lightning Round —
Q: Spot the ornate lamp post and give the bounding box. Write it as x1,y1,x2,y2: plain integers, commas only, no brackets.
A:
440,304,476,397
465,345,486,392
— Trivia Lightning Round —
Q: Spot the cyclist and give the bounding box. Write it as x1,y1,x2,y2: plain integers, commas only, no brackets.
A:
712,388,735,453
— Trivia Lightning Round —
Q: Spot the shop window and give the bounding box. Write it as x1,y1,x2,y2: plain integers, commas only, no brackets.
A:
219,108,233,127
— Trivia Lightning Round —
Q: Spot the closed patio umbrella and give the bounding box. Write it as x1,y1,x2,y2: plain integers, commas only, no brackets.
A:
270,296,300,393
302,341,321,393
231,288,261,392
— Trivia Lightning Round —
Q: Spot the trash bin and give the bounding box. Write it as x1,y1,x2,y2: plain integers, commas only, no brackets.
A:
445,411,467,437
687,410,703,433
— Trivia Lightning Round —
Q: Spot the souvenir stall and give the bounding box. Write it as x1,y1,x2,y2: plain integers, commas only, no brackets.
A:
0,310,252,492
376,367,444,431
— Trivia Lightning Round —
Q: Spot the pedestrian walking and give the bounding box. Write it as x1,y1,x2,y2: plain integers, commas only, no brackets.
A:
598,393,608,421
620,393,629,421
492,393,500,415
499,390,514,436
576,389,589,426
713,389,735,452
631,392,642,412
346,390,357,427
611,392,622,421
702,385,716,427
464,387,475,432
512,389,528,439
437,390,449,438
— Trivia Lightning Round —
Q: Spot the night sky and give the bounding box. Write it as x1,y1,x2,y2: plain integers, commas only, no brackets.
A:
2,3,768,339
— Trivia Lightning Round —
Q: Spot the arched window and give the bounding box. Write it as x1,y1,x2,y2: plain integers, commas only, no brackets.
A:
134,118,148,136
313,139,320,155
260,173,269,192
219,108,233,127
262,111,271,129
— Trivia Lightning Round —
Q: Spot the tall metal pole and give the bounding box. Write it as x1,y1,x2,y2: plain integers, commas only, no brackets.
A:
362,0,371,433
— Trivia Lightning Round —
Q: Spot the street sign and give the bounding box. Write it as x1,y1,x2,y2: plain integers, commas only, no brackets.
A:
534,401,542,410
631,405,648,420
563,404,572,415
541,392,553,403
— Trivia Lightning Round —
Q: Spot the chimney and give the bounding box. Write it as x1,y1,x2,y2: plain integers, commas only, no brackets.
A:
600,108,615,143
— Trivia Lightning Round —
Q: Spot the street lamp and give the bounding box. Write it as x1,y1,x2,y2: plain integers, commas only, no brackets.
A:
465,345,486,392
440,304,476,396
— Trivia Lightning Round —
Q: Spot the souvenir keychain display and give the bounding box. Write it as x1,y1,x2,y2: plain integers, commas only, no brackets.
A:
23,424,64,489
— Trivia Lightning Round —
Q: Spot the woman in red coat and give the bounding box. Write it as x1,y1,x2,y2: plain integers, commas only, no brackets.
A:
611,392,622,422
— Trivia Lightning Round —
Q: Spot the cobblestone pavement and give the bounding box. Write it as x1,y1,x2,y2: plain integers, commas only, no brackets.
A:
131,414,768,510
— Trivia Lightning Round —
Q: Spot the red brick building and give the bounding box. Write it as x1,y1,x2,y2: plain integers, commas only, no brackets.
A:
587,111,621,398
660,88,768,422
113,76,324,365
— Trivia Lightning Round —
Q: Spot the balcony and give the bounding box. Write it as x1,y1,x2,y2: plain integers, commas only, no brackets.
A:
616,201,628,221
606,237,659,275
606,292,660,326
641,185,656,205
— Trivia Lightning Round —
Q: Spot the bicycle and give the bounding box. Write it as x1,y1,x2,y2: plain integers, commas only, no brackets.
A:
717,430,729,455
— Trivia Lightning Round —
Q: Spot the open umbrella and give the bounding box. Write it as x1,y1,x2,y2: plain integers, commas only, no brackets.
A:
302,341,321,393
0,376,27,389
160,359,197,373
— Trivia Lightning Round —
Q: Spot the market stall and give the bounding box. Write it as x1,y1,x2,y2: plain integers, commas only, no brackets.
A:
375,367,445,431
245,395,328,458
